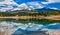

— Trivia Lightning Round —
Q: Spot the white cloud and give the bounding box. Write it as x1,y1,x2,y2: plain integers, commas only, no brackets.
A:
0,0,19,12
0,6,13,12
0,5,9,11
50,8,58,10
27,2,44,9
41,0,60,4
27,2,40,6
0,0,19,5
41,2,49,4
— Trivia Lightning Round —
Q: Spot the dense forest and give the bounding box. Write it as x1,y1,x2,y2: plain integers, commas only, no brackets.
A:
0,10,60,16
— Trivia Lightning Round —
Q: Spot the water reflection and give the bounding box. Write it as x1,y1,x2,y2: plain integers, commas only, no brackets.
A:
0,19,60,35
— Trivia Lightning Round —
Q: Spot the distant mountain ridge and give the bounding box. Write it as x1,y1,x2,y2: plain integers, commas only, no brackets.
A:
34,8,59,12
9,7,59,14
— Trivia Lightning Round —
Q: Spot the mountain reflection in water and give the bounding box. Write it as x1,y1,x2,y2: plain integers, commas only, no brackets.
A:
0,19,60,35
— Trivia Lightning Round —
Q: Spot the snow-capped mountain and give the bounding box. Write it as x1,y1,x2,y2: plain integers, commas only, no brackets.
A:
10,7,59,13
0,0,59,12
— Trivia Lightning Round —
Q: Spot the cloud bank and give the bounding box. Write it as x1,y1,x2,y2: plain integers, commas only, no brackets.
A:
42,0,60,4
0,0,60,12
0,0,19,12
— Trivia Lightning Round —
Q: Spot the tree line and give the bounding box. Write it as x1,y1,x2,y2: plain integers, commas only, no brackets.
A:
0,11,60,16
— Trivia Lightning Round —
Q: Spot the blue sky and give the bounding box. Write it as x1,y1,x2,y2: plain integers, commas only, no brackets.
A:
14,0,46,4
0,0,60,12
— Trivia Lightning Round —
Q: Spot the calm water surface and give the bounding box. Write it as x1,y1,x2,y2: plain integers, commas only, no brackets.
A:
0,19,60,35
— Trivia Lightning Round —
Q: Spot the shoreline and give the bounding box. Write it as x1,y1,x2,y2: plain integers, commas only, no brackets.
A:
0,15,60,20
